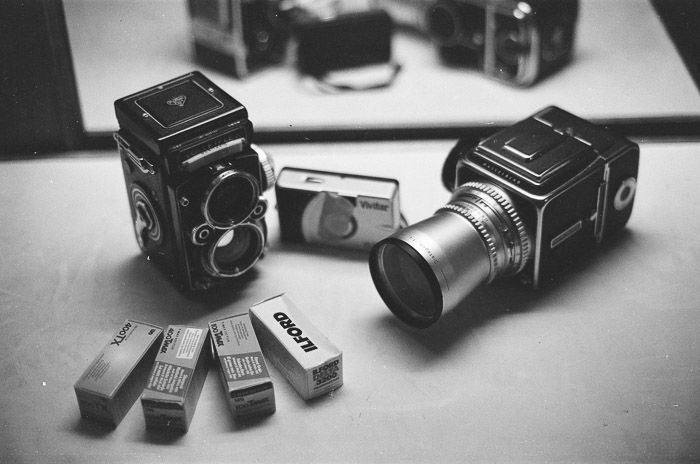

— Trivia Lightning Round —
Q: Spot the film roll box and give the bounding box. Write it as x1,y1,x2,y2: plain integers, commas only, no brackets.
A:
141,325,210,432
74,320,163,427
250,294,343,400
209,314,276,418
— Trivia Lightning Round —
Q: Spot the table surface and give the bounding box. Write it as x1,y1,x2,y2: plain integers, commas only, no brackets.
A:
1,139,699,463
64,0,700,134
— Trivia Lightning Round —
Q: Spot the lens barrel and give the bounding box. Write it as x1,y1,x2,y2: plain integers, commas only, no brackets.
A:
202,170,260,229
369,181,531,327
204,223,266,278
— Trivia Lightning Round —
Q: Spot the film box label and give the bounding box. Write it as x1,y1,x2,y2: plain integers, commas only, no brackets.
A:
74,319,163,427
250,294,343,400
209,314,275,418
140,325,210,432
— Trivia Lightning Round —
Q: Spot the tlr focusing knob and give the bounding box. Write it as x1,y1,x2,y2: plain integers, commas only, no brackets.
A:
251,144,276,191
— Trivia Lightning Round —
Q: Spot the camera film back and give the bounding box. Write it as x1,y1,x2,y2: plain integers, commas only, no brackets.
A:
209,314,276,419
74,320,163,427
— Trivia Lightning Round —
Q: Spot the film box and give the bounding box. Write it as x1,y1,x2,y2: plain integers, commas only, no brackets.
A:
250,294,343,400
74,319,163,427
209,314,276,418
140,325,210,432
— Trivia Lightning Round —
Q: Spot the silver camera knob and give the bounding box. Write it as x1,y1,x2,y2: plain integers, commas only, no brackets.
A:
251,144,277,192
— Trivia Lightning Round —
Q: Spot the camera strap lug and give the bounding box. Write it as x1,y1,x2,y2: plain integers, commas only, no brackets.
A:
114,132,155,175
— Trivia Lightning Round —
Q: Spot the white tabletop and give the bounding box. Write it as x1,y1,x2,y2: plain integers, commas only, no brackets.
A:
1,139,699,462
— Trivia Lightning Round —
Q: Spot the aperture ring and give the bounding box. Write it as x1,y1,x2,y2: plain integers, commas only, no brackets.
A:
460,181,531,274
438,202,500,282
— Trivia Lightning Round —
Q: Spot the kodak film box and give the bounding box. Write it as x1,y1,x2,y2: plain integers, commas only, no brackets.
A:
140,325,210,432
74,319,163,427
209,314,275,418
250,294,343,400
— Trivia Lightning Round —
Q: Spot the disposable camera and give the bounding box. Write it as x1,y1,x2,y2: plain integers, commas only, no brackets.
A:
114,71,275,290
380,0,578,86
188,0,290,78
370,107,639,327
276,168,402,250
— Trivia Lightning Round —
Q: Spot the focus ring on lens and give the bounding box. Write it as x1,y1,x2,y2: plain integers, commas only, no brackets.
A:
439,202,500,280
462,182,531,273
439,181,531,280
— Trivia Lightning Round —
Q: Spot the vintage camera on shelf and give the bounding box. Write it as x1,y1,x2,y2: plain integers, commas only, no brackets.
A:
114,71,276,290
188,0,290,78
276,168,403,250
427,0,579,86
369,106,639,328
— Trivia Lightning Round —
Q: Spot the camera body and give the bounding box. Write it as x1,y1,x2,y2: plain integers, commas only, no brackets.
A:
114,71,275,290
370,106,638,328
188,0,289,78
276,168,402,250
427,0,578,86
452,106,639,288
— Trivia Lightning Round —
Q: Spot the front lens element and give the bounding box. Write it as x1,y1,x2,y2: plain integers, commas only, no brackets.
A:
369,182,531,328
204,223,265,278
371,240,442,326
203,170,260,229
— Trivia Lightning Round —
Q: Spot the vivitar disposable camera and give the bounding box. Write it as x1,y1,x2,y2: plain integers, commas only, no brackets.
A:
188,0,289,78
114,71,275,290
276,168,402,250
370,107,639,327
426,0,578,86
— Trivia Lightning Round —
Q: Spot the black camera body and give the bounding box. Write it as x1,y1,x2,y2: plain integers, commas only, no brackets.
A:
370,106,638,328
427,0,578,86
188,0,289,78
452,106,639,288
114,71,275,290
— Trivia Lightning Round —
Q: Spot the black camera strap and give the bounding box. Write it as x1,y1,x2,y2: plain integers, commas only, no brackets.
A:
302,61,403,93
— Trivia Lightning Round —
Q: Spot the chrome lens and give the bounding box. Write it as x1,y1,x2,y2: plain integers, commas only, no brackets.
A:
369,182,531,327
202,170,260,229
204,223,265,278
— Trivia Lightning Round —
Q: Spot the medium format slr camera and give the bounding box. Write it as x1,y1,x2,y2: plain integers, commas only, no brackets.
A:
370,107,639,327
114,71,275,290
188,0,290,78
380,0,578,86
427,0,578,85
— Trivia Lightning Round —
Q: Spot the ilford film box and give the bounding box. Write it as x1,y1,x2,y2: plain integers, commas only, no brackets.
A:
250,294,343,400
209,314,275,418
140,325,210,432
74,319,163,427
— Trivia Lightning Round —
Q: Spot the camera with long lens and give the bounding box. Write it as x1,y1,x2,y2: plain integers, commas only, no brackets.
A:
188,0,290,78
114,71,275,290
370,107,639,327
426,0,578,86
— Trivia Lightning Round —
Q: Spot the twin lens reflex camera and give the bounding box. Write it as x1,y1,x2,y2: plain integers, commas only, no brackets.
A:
370,107,640,328
114,71,275,290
